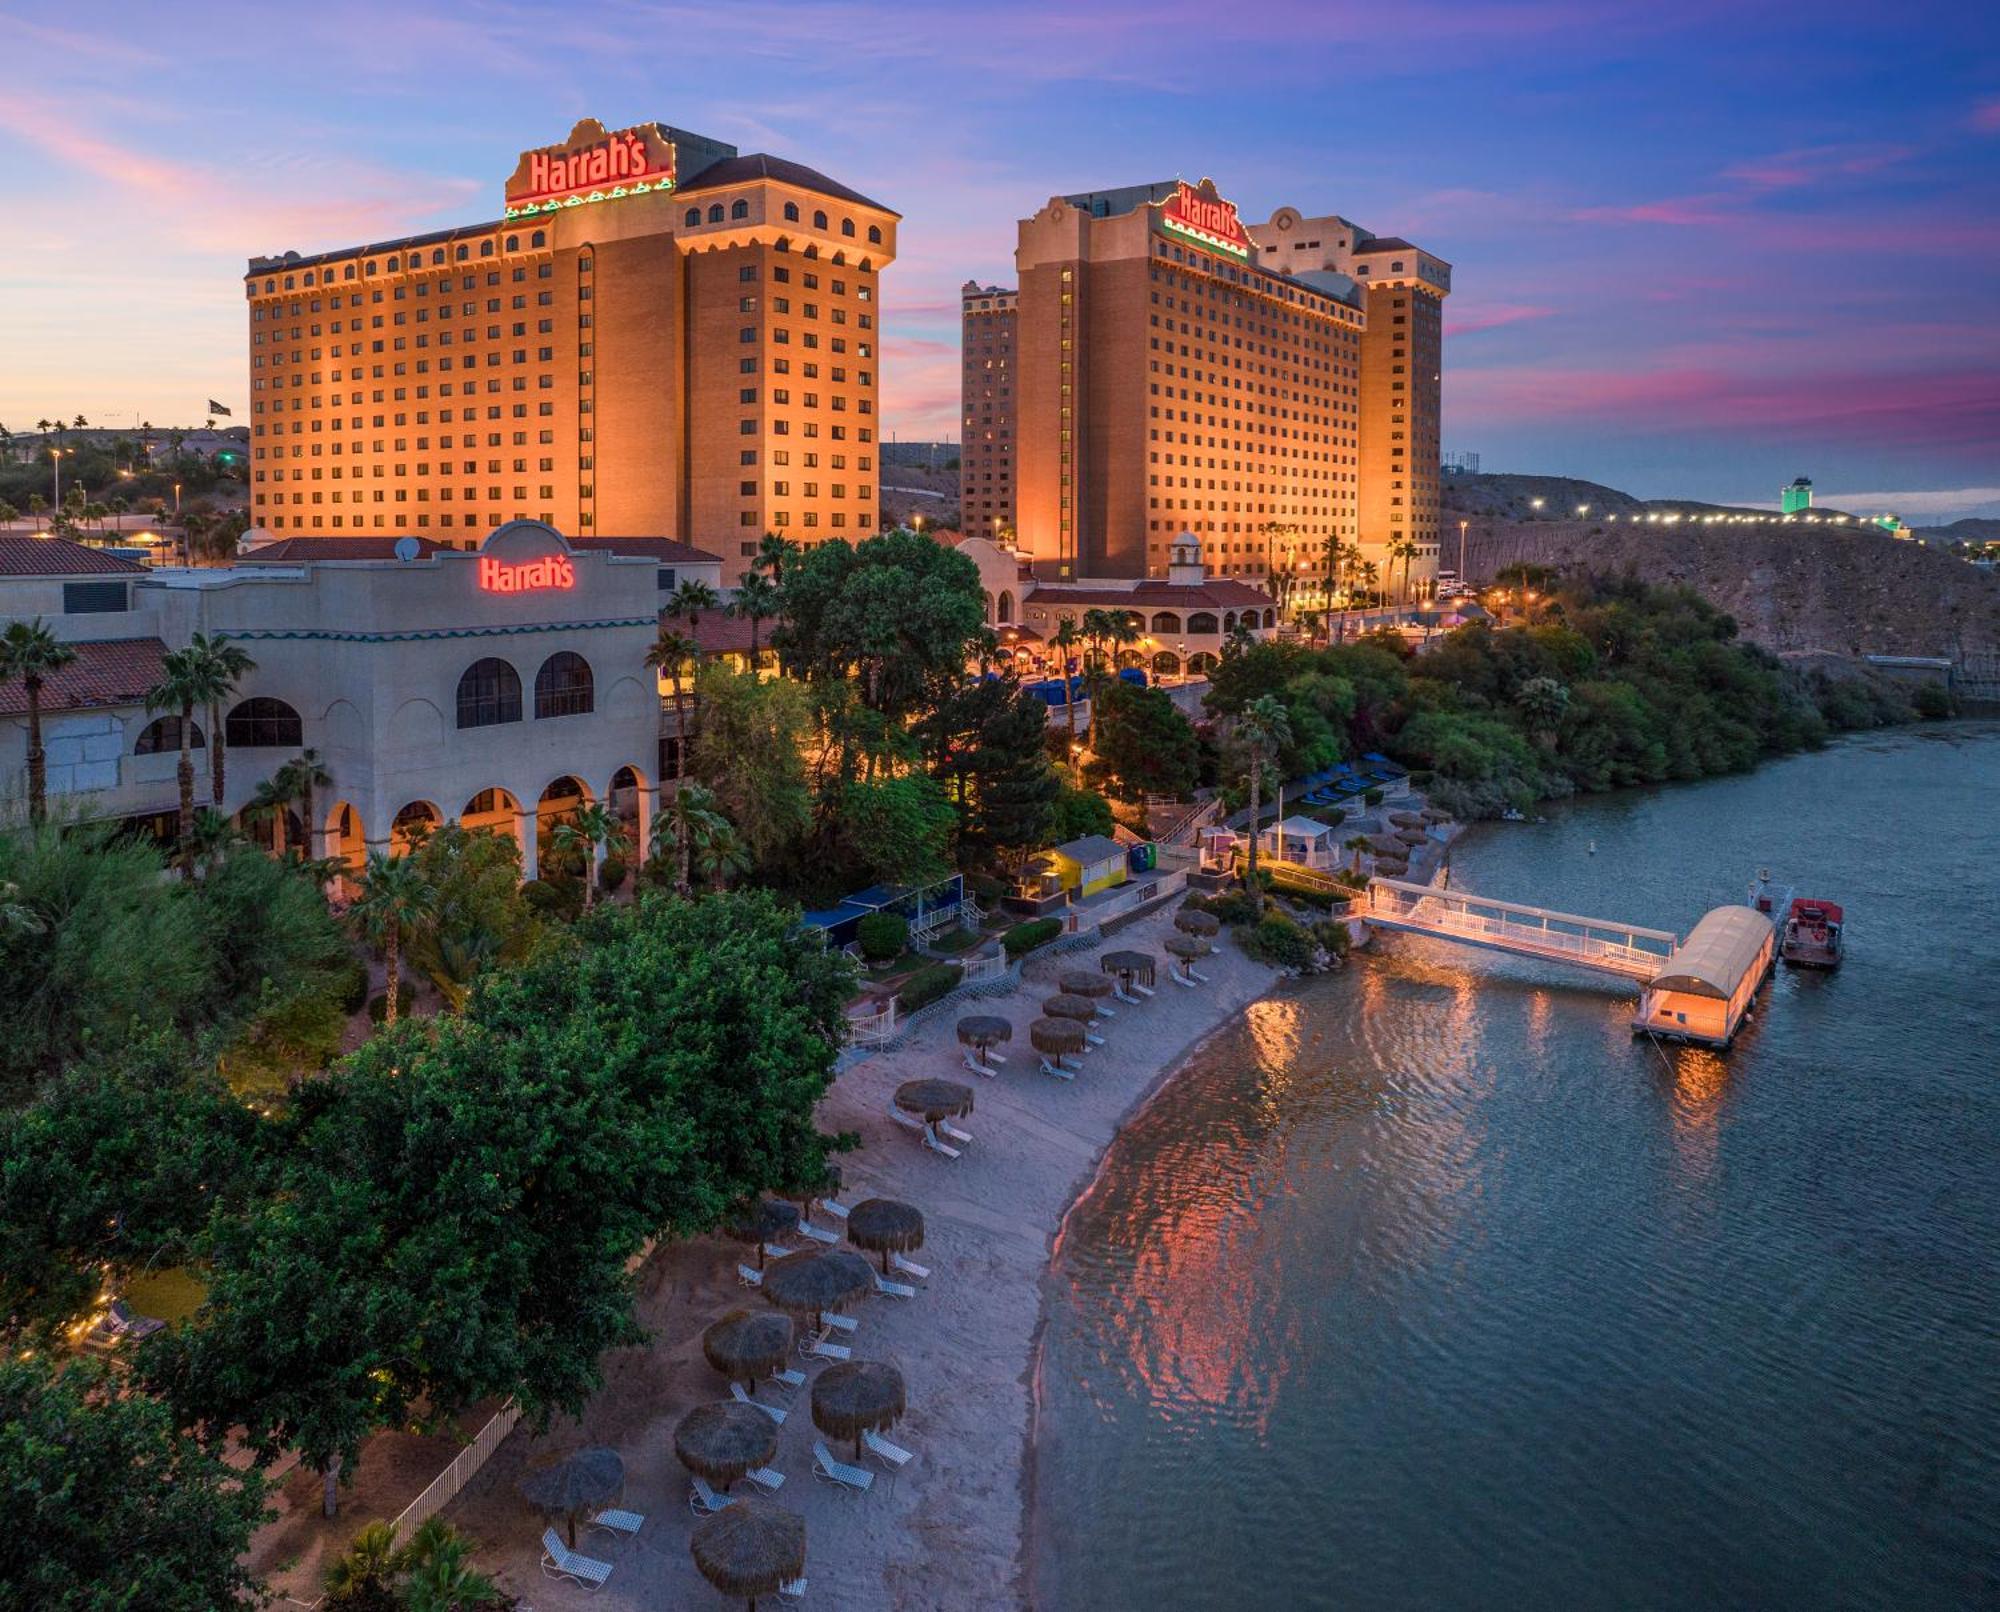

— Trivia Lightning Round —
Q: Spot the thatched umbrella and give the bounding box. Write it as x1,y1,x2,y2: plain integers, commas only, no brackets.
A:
781,1162,842,1219
725,1198,802,1270
1041,992,1096,1023
518,1445,623,1548
675,1401,779,1487
1374,859,1409,879
1059,970,1114,1001
761,1247,873,1330
956,1014,1012,1075
1388,810,1426,828
1367,832,1406,856
893,1079,974,1123
1030,1017,1086,1068
846,1198,924,1275
811,1359,907,1463
1422,806,1452,825
1102,949,1155,991
1164,933,1210,961
1395,825,1429,846
703,1309,796,1388
1174,907,1220,937
690,1497,805,1611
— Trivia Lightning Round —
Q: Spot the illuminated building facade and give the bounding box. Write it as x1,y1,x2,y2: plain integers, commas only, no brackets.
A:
245,120,898,581
960,283,1018,542
975,178,1448,598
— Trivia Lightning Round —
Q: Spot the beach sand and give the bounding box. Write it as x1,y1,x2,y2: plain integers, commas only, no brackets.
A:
446,898,1279,1610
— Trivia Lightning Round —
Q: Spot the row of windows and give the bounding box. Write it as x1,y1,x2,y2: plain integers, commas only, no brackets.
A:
458,653,594,728
252,233,551,292
135,698,303,754
683,199,883,243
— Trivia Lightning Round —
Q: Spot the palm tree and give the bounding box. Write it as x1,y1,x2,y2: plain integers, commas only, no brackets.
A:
1048,618,1083,750
1357,559,1380,608
728,569,781,667
1238,694,1293,888
667,577,720,638
350,853,437,1026
651,782,732,896
0,620,78,825
184,808,243,880
183,632,255,806
550,800,628,910
1389,538,1419,607
753,531,797,585
245,770,299,859
645,626,699,781
285,748,333,859
321,1521,399,1605
1081,608,1140,752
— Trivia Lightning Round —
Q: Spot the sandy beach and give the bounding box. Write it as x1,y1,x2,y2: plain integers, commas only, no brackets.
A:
440,898,1279,1610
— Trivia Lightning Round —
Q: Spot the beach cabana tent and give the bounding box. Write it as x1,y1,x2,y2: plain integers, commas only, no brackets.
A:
1259,815,1340,869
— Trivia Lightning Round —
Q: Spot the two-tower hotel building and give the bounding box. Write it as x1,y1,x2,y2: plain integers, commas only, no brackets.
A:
246,120,898,581
962,179,1447,592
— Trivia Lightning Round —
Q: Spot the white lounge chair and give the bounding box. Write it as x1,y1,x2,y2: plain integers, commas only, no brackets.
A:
890,1251,930,1281
1094,1002,1117,1017
1112,983,1142,1005
747,1465,786,1493
862,1428,914,1471
874,1273,917,1300
779,1575,807,1602
1170,965,1197,988
542,1527,614,1588
888,1107,927,1136
797,1220,839,1246
963,1051,998,1078
1082,1029,1107,1048
939,1119,974,1147
737,1263,764,1287
813,1440,875,1493
1040,1056,1076,1081
762,1241,794,1261
802,1332,851,1363
823,1312,859,1334
689,1476,734,1516
1132,980,1157,998
771,1365,807,1393
822,1198,852,1221
922,1128,962,1160
588,1508,645,1538
733,1381,786,1424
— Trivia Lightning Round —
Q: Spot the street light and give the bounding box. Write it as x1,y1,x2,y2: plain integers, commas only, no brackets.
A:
1457,518,1468,590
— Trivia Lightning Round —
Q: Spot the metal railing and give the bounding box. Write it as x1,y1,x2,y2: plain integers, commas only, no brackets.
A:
390,1402,522,1550
1365,878,1677,980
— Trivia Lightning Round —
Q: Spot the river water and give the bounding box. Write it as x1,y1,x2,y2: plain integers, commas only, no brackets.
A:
1032,722,2000,1611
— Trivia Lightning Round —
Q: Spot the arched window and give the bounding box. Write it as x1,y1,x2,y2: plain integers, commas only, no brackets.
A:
685,207,701,227
783,201,800,222
225,697,302,749
812,209,827,230
731,198,749,220
504,234,518,251
455,244,468,261
531,229,546,247
135,715,204,754
841,218,855,237
534,651,594,719
479,240,494,257
1150,611,1181,633
1222,612,1238,633
707,203,725,223
997,590,1014,624
430,248,444,264
1264,608,1277,628
1187,612,1219,634
868,225,882,244
456,658,522,729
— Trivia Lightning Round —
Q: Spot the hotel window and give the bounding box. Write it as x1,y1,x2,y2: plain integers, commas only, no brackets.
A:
732,199,749,220
784,202,799,222
813,210,827,229
455,659,522,729
225,698,304,749
707,204,725,223
533,652,595,719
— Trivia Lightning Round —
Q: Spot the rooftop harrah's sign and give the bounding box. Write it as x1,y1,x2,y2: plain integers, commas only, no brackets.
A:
478,553,575,593
504,119,677,218
1160,180,1251,259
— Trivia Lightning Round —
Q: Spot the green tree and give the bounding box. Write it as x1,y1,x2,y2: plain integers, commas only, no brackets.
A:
753,531,798,585
1236,694,1293,886
185,633,255,806
1050,783,1115,842
834,773,955,888
401,821,539,1009
551,801,628,912
0,619,78,826
688,663,812,869
349,853,436,1025
1048,617,1083,750
652,782,735,897
645,625,698,779
0,1355,268,1610
667,577,721,641
146,642,232,852
922,678,1060,870
728,568,782,665
1515,676,1572,748
1090,680,1200,802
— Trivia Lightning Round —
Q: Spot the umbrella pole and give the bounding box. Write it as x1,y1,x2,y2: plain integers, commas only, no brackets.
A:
881,1248,891,1275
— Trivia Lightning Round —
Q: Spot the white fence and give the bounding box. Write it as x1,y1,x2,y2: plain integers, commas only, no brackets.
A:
390,1401,522,1550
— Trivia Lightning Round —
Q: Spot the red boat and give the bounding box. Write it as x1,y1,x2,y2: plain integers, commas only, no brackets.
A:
1780,898,1844,969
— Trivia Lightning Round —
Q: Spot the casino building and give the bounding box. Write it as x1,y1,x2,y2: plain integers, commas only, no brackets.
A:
965,179,1448,598
246,120,898,582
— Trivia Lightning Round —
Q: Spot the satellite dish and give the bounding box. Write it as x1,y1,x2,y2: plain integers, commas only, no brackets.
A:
393,536,421,562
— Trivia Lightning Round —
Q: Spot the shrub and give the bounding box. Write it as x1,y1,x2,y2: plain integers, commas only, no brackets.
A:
856,912,909,964
1205,888,1264,925
521,877,582,922
337,956,371,1015
969,871,1009,904
926,926,981,956
1913,680,1954,720
366,979,420,1024
1313,918,1352,958
1363,787,1384,806
1240,912,1315,969
897,961,963,1013
598,854,628,892
1003,917,1063,957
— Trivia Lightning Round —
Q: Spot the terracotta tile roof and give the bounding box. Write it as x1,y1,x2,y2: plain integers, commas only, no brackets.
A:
569,536,725,565
1355,236,1417,254
0,637,166,716
0,536,144,577
675,152,897,216
1028,581,1277,610
660,607,774,657
240,536,441,562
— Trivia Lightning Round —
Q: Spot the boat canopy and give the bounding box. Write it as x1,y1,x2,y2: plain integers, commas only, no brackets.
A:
1648,905,1773,998
1790,899,1844,924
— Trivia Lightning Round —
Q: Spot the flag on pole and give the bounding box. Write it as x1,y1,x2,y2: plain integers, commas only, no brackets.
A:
207,399,233,417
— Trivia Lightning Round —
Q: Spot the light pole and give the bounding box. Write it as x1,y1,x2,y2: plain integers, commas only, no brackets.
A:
49,447,65,513
1457,519,1468,589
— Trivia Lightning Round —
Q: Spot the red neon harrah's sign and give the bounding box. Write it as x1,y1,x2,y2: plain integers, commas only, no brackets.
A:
506,121,678,210
1163,181,1251,254
479,554,575,593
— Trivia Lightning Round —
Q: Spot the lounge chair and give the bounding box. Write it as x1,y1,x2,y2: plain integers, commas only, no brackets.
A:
779,1578,807,1603
1131,979,1157,998
1039,1055,1076,1081
888,1107,927,1136
733,1381,786,1423
747,1465,786,1493
737,1263,765,1287
762,1241,795,1261
1082,1029,1107,1048
797,1220,839,1246
588,1508,645,1538
802,1332,852,1363
874,1273,917,1300
542,1527,614,1588
938,1119,974,1147
1170,965,1197,989
689,1476,734,1516
771,1365,808,1393
1112,982,1142,1005
862,1429,914,1471
813,1441,875,1493
823,1312,859,1334
963,1051,999,1078
822,1198,852,1221
922,1128,962,1160
890,1251,930,1281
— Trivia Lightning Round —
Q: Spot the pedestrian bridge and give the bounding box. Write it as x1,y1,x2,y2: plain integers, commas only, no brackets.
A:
1365,878,1680,982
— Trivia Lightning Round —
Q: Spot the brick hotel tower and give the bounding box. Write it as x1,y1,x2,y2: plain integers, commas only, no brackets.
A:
959,284,1018,542
967,179,1446,593
245,120,898,580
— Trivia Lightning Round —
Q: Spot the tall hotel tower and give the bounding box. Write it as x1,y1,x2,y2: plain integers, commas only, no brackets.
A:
245,120,898,580
964,179,1447,593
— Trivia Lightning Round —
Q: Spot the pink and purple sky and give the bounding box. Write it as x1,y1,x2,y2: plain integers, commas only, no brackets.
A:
3,0,1996,519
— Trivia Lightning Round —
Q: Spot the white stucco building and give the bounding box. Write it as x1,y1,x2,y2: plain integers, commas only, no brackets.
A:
0,522,722,877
